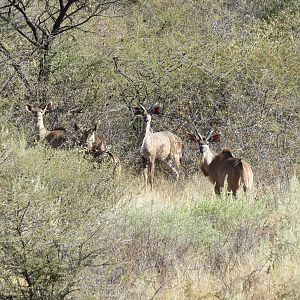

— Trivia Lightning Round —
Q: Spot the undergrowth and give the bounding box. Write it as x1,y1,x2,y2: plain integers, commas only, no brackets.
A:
0,128,299,299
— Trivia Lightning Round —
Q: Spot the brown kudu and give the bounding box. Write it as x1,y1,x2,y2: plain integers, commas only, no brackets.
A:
74,123,121,176
188,129,253,196
133,103,183,190
26,101,69,148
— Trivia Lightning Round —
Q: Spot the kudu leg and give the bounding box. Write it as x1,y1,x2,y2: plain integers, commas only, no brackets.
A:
174,154,181,181
149,161,155,190
243,185,251,194
142,157,149,190
166,156,180,181
106,151,121,177
228,182,239,198
214,185,221,196
114,162,122,177
242,186,252,200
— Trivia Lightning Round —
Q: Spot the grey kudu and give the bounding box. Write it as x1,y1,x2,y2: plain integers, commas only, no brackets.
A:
133,103,183,190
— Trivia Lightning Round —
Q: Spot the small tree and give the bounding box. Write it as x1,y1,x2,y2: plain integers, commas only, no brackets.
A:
0,0,128,102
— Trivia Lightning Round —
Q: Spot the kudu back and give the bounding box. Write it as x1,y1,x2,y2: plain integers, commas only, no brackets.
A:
188,129,253,196
133,103,183,190
26,101,68,148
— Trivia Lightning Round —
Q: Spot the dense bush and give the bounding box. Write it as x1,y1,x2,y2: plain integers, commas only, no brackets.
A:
0,128,129,299
1,0,299,183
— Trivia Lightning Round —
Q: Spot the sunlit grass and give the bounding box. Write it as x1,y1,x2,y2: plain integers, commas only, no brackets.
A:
0,129,299,299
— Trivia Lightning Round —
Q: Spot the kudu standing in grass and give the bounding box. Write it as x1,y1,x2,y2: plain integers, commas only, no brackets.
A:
26,101,69,148
133,103,183,190
74,123,121,176
188,129,253,196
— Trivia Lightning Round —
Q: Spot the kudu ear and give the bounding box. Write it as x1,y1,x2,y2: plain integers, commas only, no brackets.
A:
44,101,55,112
208,133,221,143
132,106,144,115
187,133,199,142
25,104,34,112
149,103,161,115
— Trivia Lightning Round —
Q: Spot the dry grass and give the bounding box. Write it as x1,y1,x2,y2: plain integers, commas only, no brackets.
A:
76,173,300,299
0,130,299,299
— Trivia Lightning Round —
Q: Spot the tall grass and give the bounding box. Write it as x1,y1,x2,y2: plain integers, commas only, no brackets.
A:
0,128,299,299
92,177,299,299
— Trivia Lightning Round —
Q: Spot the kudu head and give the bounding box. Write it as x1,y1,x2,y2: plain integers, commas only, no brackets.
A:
188,128,221,153
86,124,98,151
74,123,107,153
132,103,162,123
74,123,97,148
25,101,54,122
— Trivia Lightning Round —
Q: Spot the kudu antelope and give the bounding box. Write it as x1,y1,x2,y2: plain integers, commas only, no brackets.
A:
133,103,183,190
188,129,253,196
26,101,68,148
74,123,121,176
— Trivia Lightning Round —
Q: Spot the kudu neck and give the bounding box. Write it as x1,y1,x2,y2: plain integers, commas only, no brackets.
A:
200,148,215,172
137,117,152,148
143,118,152,135
36,115,48,140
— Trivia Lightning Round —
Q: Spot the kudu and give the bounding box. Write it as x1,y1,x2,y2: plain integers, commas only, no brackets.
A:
133,103,183,190
188,129,253,196
74,123,121,176
26,101,69,148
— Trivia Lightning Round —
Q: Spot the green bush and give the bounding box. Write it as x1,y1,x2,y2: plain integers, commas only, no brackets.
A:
0,128,129,299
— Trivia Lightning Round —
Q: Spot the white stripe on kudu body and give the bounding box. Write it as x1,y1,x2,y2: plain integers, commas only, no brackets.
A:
188,129,253,197
133,103,183,190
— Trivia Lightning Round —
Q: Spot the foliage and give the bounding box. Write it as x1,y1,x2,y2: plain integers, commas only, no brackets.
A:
0,128,299,299
1,0,298,182
0,0,299,298
0,128,128,299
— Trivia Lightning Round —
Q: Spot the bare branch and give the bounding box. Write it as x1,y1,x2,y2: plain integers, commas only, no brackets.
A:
0,41,33,97
9,0,39,43
0,72,16,95
51,0,76,35
51,0,120,36
0,14,38,46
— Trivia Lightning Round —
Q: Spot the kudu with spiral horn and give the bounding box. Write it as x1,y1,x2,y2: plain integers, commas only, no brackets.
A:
133,103,183,190
188,129,253,196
